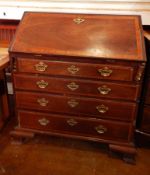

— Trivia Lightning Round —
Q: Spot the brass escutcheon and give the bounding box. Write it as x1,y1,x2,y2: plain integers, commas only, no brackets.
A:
36,80,49,89
68,99,79,108
98,85,111,95
95,125,107,134
96,104,108,114
73,17,85,24
67,65,80,74
37,98,49,107
98,67,112,77
67,82,79,91
38,118,50,126
35,62,48,72
67,118,78,126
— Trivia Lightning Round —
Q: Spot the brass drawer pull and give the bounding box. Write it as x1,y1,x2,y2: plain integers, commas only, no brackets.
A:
98,67,112,77
67,82,79,91
96,104,108,114
67,65,80,74
35,62,48,72
67,118,78,126
68,99,79,108
38,118,50,126
36,80,49,89
98,85,111,95
37,98,49,107
95,125,107,134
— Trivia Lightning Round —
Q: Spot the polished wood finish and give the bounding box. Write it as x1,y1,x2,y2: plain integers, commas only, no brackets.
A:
18,110,131,142
13,74,141,101
9,12,146,163
10,13,145,61
15,91,137,121
16,58,138,81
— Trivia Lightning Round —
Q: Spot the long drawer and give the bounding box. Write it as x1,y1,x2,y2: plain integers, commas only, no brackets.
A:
13,74,140,101
17,58,135,81
18,110,131,142
15,91,137,121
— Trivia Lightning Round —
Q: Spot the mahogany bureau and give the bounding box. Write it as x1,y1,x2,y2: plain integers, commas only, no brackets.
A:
9,12,146,163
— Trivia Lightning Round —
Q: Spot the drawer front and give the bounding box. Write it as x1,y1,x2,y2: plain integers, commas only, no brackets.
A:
14,74,140,101
18,110,131,141
141,106,150,133
16,91,137,121
17,58,135,81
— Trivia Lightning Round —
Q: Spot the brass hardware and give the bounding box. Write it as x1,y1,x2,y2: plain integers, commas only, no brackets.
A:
67,118,78,126
96,104,108,114
98,85,111,95
73,17,85,24
68,99,79,108
67,65,80,74
98,67,112,77
37,98,49,107
95,125,107,134
36,80,49,89
67,82,79,91
35,62,48,72
135,63,145,81
38,118,50,126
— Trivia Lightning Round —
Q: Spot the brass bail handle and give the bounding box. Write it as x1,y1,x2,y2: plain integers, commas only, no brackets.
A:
67,65,80,75
68,99,79,108
67,82,79,91
95,125,107,134
96,104,108,114
38,118,50,126
98,85,111,95
98,67,112,77
37,98,49,107
36,80,49,89
67,118,78,126
35,62,48,72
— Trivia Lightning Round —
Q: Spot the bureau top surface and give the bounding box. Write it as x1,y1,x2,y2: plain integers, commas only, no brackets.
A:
9,12,146,61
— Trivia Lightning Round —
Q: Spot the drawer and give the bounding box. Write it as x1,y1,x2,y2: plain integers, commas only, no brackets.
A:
14,74,140,101
18,110,131,141
16,91,137,121
141,105,150,133
17,58,135,81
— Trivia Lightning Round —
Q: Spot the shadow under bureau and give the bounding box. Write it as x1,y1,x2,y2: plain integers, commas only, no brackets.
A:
9,12,146,163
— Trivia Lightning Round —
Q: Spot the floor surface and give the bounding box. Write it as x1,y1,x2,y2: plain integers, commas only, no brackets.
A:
0,119,150,175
